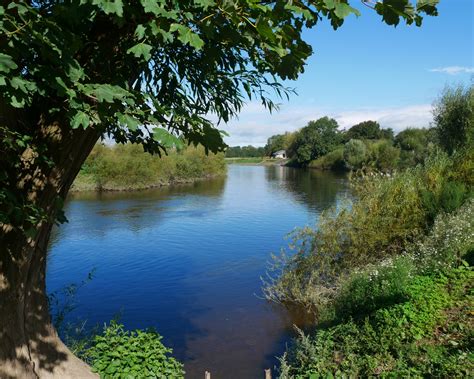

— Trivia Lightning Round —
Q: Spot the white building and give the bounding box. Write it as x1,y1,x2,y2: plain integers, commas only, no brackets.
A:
272,150,286,159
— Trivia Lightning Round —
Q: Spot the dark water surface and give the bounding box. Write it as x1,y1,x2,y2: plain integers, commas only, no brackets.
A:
47,165,348,378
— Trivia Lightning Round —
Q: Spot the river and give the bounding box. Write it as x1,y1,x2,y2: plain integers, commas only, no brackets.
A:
47,165,349,378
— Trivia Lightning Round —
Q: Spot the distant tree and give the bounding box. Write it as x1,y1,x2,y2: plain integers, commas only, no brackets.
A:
395,127,436,166
380,127,395,140
225,146,242,157
433,84,473,154
291,117,341,165
345,120,383,140
264,134,286,156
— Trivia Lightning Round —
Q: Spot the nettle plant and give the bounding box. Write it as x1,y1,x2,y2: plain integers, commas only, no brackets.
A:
84,321,184,378
0,1,438,377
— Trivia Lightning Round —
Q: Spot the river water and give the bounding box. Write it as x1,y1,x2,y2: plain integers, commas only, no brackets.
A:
47,165,348,378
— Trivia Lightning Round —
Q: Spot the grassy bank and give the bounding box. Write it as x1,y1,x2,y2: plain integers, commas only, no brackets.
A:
225,157,288,165
264,84,473,376
268,150,473,377
279,262,473,377
225,157,264,164
72,144,226,191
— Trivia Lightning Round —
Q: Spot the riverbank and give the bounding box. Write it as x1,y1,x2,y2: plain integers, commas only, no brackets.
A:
71,144,226,192
265,84,473,376
225,157,288,166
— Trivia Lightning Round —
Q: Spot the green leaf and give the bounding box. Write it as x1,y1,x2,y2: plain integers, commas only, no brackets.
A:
82,84,129,103
10,95,25,108
135,24,146,39
152,128,183,149
334,3,360,19
324,0,336,9
67,63,85,82
71,111,90,129
170,24,204,50
93,0,123,17
117,113,140,131
0,53,18,73
256,19,276,42
127,43,153,61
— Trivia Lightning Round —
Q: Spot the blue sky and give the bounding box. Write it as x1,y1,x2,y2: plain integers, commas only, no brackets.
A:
222,0,474,146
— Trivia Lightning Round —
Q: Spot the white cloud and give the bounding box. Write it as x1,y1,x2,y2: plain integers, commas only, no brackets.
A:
221,102,433,146
429,66,474,75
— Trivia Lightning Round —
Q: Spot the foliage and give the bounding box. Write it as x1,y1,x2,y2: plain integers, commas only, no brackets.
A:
433,84,473,154
225,145,265,158
308,146,345,171
264,132,298,156
344,120,388,141
395,127,436,167
264,134,287,156
421,180,469,223
343,139,367,169
412,199,474,274
0,0,439,234
73,143,226,191
264,152,469,313
83,321,184,378
278,265,473,378
332,256,415,322
368,139,401,172
291,117,342,165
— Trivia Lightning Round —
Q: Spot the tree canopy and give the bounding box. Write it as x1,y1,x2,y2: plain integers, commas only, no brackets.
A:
292,116,341,164
1,0,439,232
0,1,440,377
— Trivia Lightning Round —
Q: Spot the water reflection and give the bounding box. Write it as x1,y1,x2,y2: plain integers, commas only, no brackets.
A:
47,166,347,378
265,166,349,212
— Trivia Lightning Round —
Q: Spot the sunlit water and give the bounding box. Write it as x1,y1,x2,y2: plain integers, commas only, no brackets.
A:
47,165,349,378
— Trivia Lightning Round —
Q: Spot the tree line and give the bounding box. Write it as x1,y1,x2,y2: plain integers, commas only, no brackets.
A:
262,85,471,172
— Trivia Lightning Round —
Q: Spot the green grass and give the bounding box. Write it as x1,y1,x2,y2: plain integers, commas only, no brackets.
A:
224,157,264,164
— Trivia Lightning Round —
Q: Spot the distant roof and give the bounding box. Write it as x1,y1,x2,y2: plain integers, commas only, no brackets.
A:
273,150,286,154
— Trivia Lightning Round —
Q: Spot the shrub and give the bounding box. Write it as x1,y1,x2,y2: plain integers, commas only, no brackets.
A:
84,321,184,378
433,84,473,154
343,139,367,169
412,199,474,273
421,180,468,222
308,146,345,170
264,152,463,314
369,140,400,171
332,256,415,321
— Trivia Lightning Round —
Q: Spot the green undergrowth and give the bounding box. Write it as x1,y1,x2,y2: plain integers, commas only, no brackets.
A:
72,143,226,191
279,264,473,378
80,321,184,378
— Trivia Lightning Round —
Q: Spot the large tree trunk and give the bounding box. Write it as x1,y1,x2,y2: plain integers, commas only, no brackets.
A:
0,121,100,378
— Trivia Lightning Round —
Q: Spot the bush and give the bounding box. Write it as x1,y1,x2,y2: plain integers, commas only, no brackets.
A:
332,256,415,321
84,321,184,378
368,139,400,172
433,84,473,154
264,152,467,314
421,180,468,222
343,139,367,169
308,146,345,170
412,199,474,273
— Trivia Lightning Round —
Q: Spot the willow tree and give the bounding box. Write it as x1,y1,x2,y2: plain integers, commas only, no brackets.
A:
0,0,438,377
